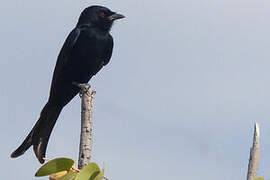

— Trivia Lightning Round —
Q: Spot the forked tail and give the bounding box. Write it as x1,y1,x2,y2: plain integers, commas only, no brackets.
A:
11,103,62,163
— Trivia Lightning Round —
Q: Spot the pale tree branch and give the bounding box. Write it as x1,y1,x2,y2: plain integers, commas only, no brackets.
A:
74,83,96,169
247,122,260,180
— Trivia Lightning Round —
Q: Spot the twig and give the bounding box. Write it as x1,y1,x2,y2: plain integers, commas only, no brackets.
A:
42,157,51,162
247,122,261,180
74,83,96,169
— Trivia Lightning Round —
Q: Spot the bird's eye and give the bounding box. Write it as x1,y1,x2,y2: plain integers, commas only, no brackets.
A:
100,12,105,18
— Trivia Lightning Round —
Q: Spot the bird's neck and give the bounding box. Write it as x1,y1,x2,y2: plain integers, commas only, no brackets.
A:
76,22,93,29
77,17,113,32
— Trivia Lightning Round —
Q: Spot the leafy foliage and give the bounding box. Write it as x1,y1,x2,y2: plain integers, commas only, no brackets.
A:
93,167,104,180
35,158,105,180
75,163,100,180
35,158,74,177
251,177,264,180
58,171,78,180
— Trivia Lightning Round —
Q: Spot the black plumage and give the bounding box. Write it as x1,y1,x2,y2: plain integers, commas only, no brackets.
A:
11,5,124,163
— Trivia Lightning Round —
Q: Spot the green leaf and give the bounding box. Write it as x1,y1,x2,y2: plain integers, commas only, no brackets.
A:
35,158,74,177
93,166,104,180
58,171,78,180
251,177,264,180
75,163,100,180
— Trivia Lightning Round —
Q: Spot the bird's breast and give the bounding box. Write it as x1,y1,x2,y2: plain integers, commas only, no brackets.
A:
75,32,109,61
66,31,111,80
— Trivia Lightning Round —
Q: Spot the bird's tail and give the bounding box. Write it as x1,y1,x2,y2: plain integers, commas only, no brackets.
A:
11,102,62,163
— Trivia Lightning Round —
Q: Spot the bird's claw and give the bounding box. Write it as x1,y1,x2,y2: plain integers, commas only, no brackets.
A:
73,82,91,97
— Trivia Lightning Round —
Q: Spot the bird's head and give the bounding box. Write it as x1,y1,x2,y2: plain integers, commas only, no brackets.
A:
77,6,125,31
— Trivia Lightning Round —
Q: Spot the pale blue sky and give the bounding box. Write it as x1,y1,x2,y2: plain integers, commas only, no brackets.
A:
1,0,270,179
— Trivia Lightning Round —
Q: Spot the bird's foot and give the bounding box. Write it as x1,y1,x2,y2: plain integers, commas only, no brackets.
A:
73,82,91,97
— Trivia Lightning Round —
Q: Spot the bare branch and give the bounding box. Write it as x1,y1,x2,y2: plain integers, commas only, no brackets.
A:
74,83,95,169
247,122,261,180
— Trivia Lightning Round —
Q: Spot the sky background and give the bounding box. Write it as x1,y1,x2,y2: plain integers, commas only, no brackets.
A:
0,0,270,179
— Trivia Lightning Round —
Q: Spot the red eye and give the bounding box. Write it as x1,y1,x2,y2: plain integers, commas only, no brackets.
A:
100,12,105,18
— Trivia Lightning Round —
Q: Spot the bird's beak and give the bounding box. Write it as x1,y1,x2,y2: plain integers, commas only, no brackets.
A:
108,13,125,21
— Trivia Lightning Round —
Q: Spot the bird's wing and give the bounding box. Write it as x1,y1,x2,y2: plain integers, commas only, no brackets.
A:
59,28,81,57
104,34,114,66
49,28,81,97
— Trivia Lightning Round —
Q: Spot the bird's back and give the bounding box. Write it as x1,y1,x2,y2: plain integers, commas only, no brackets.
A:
48,26,113,107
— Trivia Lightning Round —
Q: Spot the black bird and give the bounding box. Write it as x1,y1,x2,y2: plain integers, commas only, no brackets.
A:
11,5,124,163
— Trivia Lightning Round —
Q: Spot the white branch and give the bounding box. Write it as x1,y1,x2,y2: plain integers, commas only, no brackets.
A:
247,122,261,180
75,83,95,169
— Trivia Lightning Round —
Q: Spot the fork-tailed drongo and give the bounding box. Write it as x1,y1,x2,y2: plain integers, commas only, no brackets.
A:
11,5,124,163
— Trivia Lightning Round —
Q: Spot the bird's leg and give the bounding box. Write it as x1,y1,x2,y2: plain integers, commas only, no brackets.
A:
72,82,91,97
